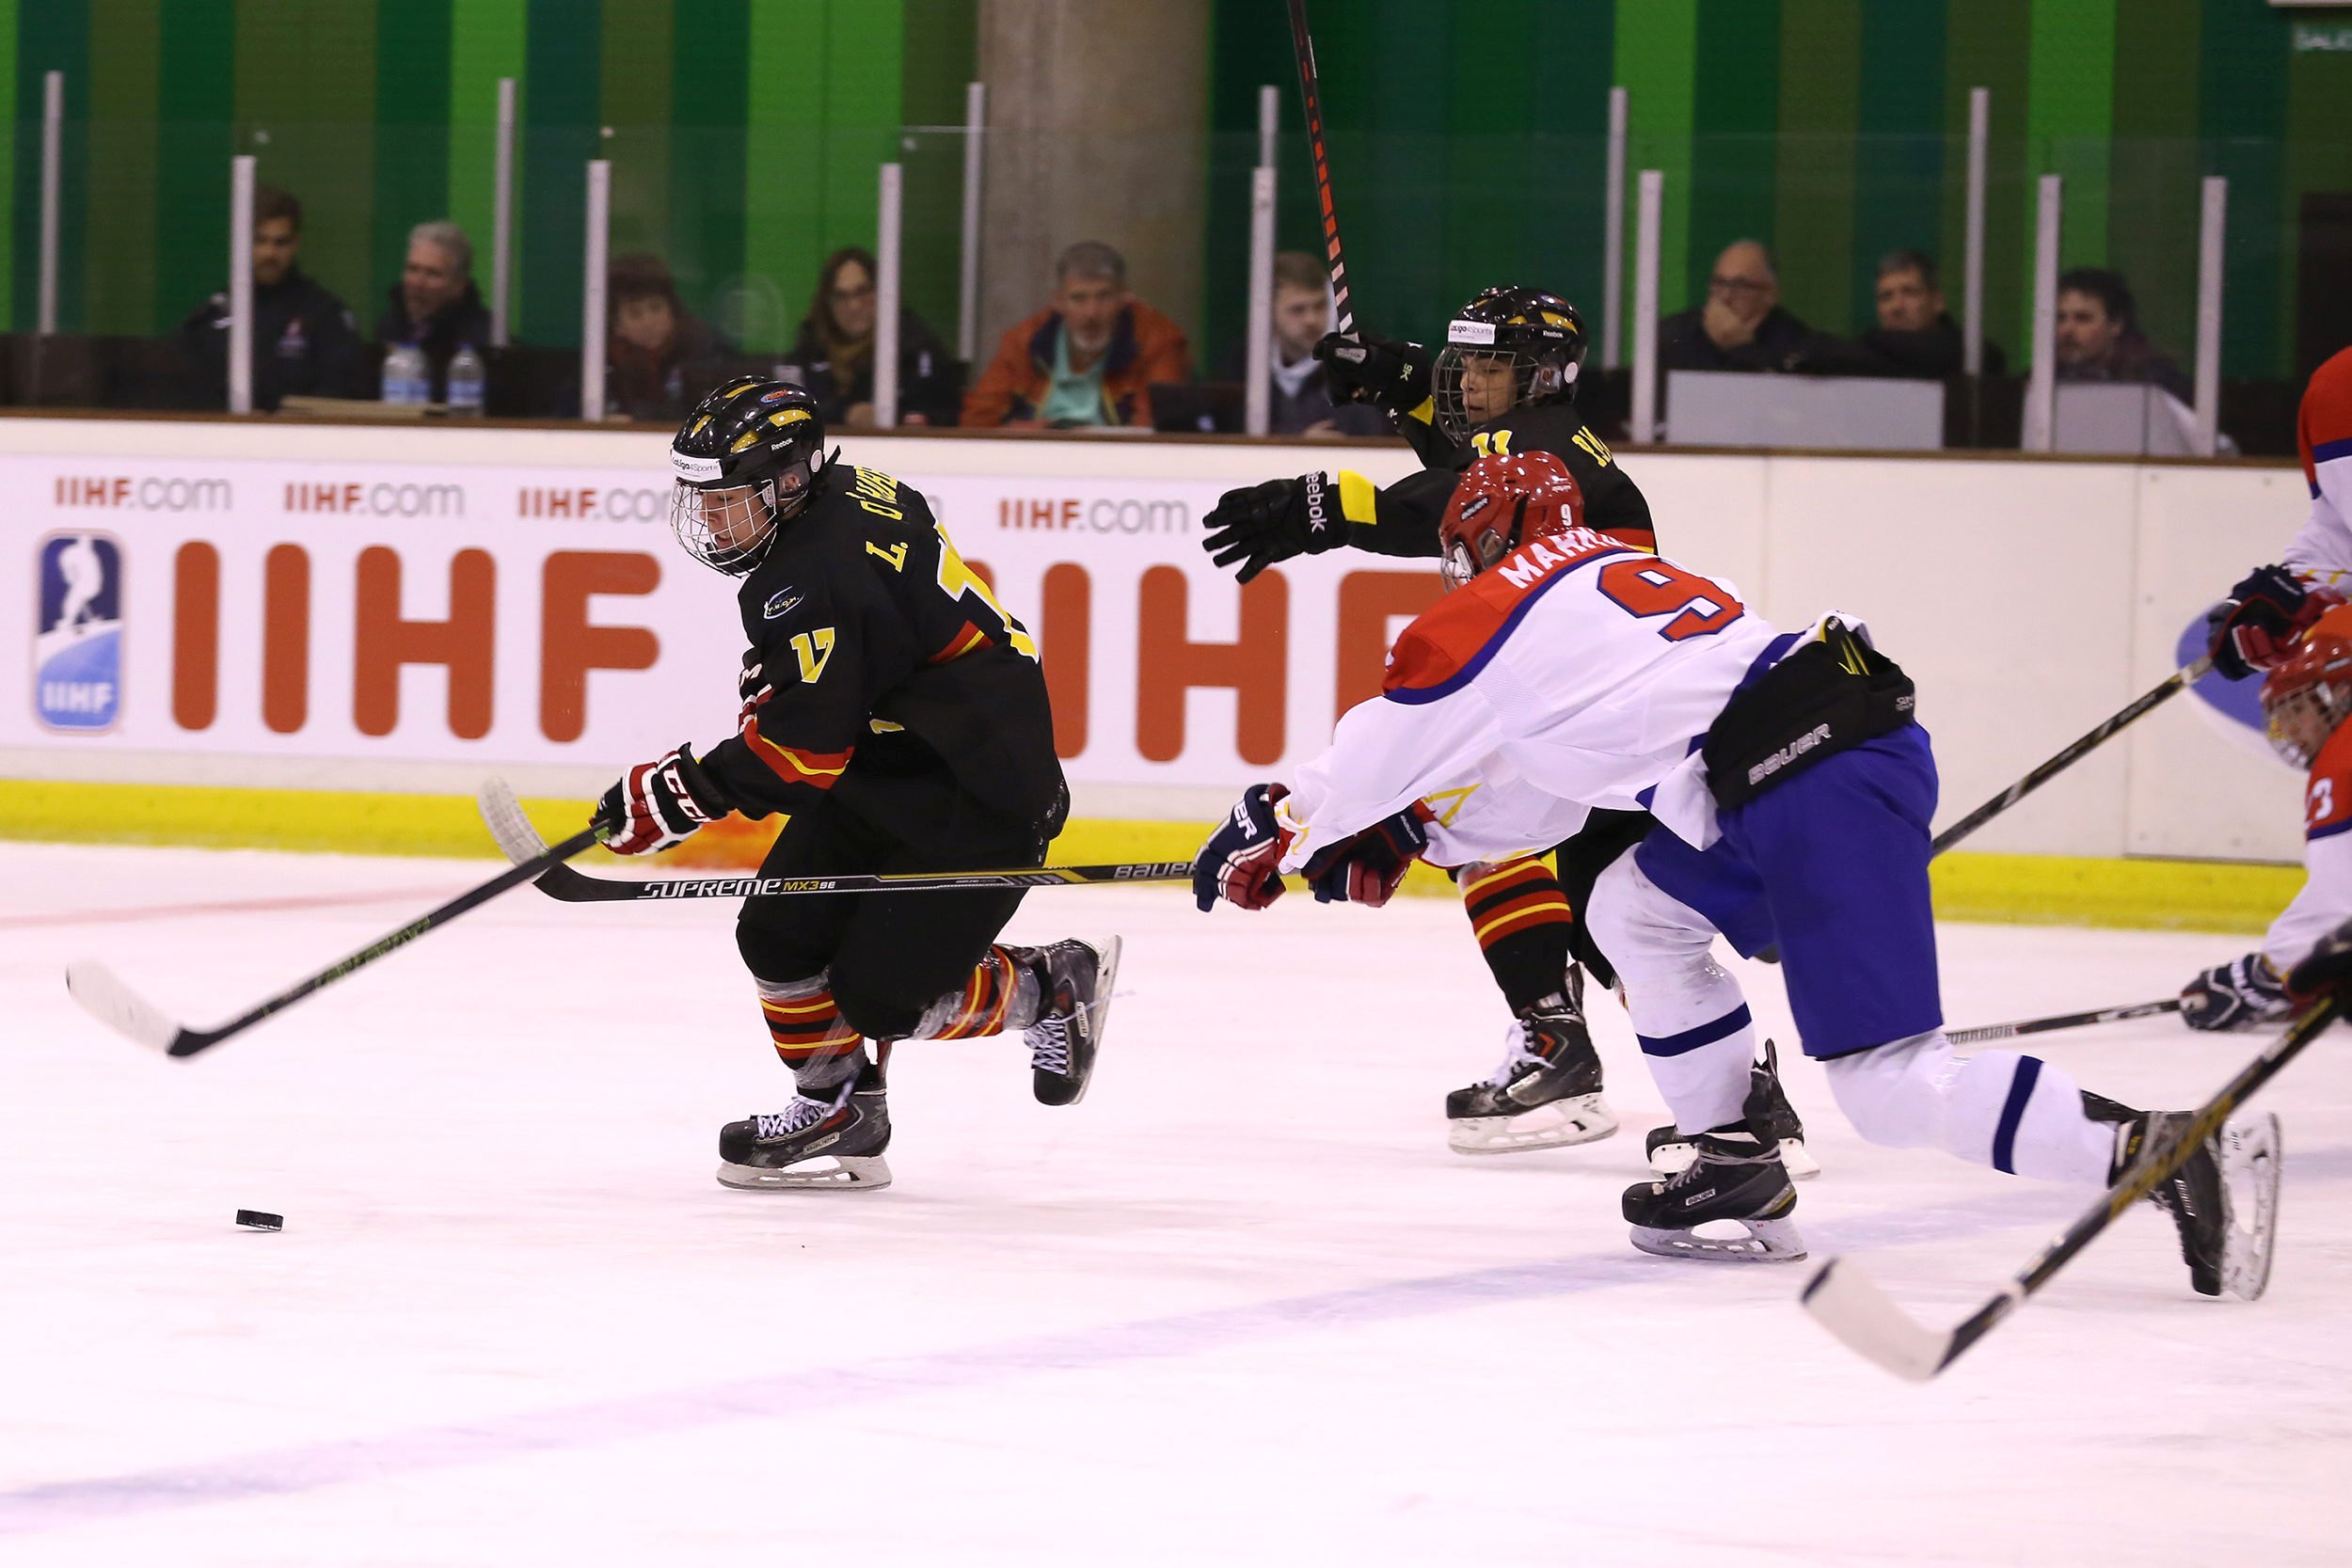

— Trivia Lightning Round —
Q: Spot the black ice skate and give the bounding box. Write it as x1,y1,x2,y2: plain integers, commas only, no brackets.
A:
2111,1106,2281,1300
717,1058,892,1192
1446,974,1617,1154
1623,1120,1805,1263
1013,936,1120,1107
1645,1037,1818,1179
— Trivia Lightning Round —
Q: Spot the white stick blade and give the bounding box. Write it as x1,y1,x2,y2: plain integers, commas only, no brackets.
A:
65,961,183,1054
475,777,549,865
1799,1258,1947,1383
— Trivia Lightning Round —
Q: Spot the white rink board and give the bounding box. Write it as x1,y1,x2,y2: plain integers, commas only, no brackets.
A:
0,417,2308,861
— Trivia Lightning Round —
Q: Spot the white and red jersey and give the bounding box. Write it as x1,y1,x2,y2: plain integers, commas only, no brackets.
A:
1277,526,1789,872
2280,347,2352,592
2260,714,2352,974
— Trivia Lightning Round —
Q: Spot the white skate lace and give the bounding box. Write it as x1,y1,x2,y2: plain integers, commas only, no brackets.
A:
1483,1018,1554,1087
754,1080,851,1141
1026,1014,1073,1076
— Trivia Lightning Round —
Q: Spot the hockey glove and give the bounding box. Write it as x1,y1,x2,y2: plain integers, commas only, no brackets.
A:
596,743,730,856
1313,329,1432,414
736,650,772,734
1200,472,1343,585
2287,915,2352,1006
2179,951,2294,1032
1299,803,1432,907
2204,565,2339,680
1193,783,1294,911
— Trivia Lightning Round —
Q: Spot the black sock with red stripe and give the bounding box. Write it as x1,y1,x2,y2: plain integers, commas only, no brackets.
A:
1459,856,1578,1016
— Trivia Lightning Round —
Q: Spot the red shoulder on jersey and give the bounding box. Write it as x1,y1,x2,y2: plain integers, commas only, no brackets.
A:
2301,345,2352,499
1381,528,1631,697
2307,719,2352,841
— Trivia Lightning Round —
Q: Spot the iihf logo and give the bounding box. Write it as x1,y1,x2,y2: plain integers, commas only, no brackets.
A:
35,531,123,732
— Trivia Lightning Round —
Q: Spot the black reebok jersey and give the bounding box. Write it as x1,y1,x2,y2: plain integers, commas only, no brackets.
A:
698,463,1066,835
1340,397,1657,557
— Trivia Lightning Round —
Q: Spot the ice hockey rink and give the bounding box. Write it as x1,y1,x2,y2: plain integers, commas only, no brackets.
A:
1,839,2343,1566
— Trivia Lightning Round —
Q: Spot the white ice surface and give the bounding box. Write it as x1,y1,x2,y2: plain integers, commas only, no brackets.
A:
0,841,2343,1565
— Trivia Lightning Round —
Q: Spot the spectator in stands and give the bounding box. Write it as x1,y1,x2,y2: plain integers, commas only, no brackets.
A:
784,245,960,427
1799,249,2008,380
1221,250,1384,436
2056,267,2192,404
963,240,1189,427
604,252,733,421
179,185,366,410
1658,239,1813,373
374,220,493,403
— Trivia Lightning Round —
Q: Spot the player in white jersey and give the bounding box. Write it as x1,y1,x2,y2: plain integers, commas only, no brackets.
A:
1194,451,2277,1297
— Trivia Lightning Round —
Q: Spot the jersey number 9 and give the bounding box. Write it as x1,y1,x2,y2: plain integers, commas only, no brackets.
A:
1597,558,1744,641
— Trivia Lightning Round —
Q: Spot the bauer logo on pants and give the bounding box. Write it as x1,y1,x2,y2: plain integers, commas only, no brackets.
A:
35,531,123,732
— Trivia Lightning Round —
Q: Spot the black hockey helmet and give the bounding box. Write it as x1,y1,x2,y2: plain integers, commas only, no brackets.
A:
667,376,829,575
1431,286,1588,441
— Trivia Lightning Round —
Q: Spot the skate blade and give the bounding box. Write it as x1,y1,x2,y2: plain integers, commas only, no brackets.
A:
1646,1133,1820,1182
1629,1216,1808,1263
2219,1113,2282,1302
716,1153,893,1192
1448,1094,1619,1155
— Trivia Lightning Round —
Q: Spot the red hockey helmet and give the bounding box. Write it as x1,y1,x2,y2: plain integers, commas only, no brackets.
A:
2260,604,2352,768
1438,451,1585,590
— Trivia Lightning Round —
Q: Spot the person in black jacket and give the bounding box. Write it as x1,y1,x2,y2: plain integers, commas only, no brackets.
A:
1658,240,1814,374
180,186,367,409
1216,251,1385,436
1796,250,2009,380
783,246,960,427
594,377,1119,1191
602,252,733,421
373,220,494,403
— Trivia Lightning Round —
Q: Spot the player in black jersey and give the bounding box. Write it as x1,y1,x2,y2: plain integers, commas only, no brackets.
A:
597,377,1120,1191
1198,287,1803,1171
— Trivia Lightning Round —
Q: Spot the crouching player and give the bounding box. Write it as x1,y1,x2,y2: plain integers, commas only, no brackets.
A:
1194,451,2275,1295
2179,605,2352,1032
596,377,1119,1191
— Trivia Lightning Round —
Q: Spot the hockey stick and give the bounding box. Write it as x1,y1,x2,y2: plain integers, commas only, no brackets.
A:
1285,0,1355,336
1802,992,2335,1381
1930,657,2210,856
474,779,1191,903
64,824,604,1058
1945,996,2183,1046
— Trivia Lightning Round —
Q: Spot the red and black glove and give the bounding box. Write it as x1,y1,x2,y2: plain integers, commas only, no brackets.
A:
736,649,771,734
596,743,729,856
2287,917,2352,1012
1193,784,1294,911
1299,803,1433,908
2205,565,2341,680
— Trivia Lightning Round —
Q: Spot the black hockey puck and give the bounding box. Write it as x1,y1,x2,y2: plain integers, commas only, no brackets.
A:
234,1210,283,1231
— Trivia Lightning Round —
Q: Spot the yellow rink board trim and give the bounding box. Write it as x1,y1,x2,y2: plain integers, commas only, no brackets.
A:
0,780,2303,935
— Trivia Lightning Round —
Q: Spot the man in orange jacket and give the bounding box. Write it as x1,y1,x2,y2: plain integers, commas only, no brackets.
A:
962,241,1190,428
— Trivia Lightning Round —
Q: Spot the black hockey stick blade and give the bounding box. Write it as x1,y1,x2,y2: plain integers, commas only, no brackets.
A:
1931,657,2209,857
65,823,604,1058
1945,996,2184,1046
475,778,1194,902
1802,992,2340,1381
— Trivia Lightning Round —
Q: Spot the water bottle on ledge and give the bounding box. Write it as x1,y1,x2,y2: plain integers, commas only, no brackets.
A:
447,344,485,416
381,341,428,405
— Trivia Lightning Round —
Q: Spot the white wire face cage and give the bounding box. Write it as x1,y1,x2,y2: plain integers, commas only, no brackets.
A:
2264,678,2352,768
1431,347,1568,442
669,479,782,576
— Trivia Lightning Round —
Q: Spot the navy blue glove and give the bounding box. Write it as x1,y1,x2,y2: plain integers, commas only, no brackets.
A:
2180,952,2292,1032
1299,804,1432,907
1194,784,1292,911
2288,917,2352,1009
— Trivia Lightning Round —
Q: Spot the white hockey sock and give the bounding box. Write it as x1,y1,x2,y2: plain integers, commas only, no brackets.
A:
1586,849,1755,1132
1640,1008,1756,1133
1825,1031,2113,1184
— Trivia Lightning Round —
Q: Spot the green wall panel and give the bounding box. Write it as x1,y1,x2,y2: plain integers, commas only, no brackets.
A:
667,0,745,337
155,1,235,340
1851,0,1945,336
1773,0,1861,335
374,0,453,334
86,0,156,338
1615,0,1697,324
447,0,526,332
519,0,598,349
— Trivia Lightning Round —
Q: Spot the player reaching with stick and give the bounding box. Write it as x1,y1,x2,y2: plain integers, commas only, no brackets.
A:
596,378,1119,1191
1193,451,2275,1295
1199,287,1806,1167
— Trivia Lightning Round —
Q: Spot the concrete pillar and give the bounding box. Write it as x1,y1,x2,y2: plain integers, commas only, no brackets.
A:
977,0,1210,372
